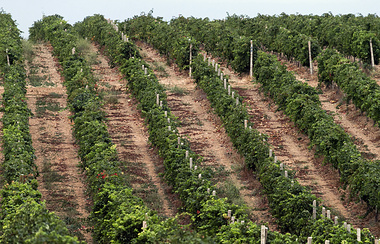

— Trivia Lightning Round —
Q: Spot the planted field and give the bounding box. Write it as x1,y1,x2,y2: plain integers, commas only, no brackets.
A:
1,10,380,243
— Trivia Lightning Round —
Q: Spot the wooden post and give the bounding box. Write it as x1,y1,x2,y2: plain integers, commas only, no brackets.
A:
215,63,218,72
221,73,223,81
190,158,193,169
228,85,231,95
186,150,189,158
156,94,160,105
327,210,331,219
189,43,192,77
312,200,316,220
307,237,312,244
347,224,351,233
269,149,272,157
208,57,211,66
334,216,338,225
250,40,253,78
260,225,267,244
308,40,313,74
322,207,326,218
280,163,284,170
274,156,277,163
6,49,10,66
370,39,375,67
357,228,361,241
145,68,148,75
224,79,227,89
244,120,248,129
236,97,239,106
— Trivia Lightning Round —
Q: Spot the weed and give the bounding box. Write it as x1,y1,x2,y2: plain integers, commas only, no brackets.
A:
170,85,187,96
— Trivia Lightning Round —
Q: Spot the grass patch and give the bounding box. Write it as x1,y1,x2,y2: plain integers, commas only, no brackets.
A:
76,38,98,65
217,180,246,207
22,39,35,63
35,96,62,117
169,85,187,96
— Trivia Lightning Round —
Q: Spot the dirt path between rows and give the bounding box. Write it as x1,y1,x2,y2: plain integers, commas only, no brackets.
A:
89,43,176,218
275,57,380,235
284,60,380,161
25,43,91,242
137,41,278,230
200,53,380,236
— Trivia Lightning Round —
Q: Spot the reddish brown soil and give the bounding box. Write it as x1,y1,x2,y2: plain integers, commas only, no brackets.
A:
276,56,380,237
89,43,177,218
137,41,278,230
25,43,92,242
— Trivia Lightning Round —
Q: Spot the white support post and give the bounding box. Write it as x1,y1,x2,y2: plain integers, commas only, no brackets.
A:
6,49,10,66
269,149,272,157
370,39,375,67
274,156,277,163
164,111,167,117
208,57,211,66
145,68,148,75
347,224,351,233
178,137,180,145
307,237,312,244
142,221,147,229
160,101,163,107
327,210,331,219
284,170,288,178
344,222,347,229
260,225,267,244
325,241,330,244
212,60,215,67
322,207,326,218
207,188,210,194
215,63,218,72
142,64,145,70
375,239,379,244
308,40,313,74
334,216,338,225
312,200,317,220
198,174,202,179
236,97,239,106
194,165,197,170
221,73,223,81
190,158,193,169
156,94,160,105
189,43,192,77
231,91,235,99
212,190,216,196
203,53,206,61
228,210,232,218
168,125,171,131
168,118,170,123
244,120,248,129
218,68,221,76
228,85,231,95
185,150,189,158
224,79,227,89
250,40,253,78
72,47,76,55
280,163,284,170
357,228,361,242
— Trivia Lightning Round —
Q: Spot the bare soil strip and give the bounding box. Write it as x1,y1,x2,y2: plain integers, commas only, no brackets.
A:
136,42,278,230
89,44,176,218
25,43,91,242
269,56,380,235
